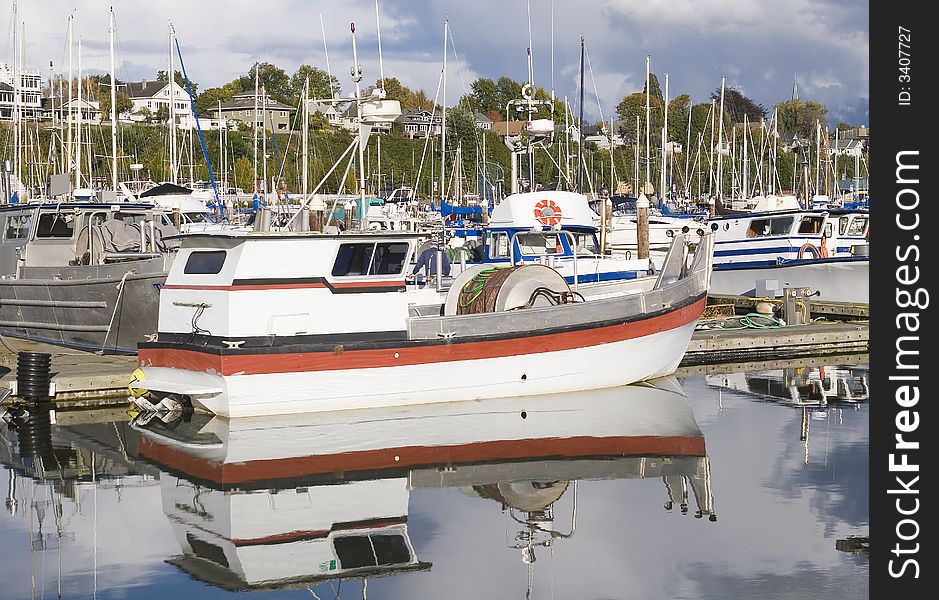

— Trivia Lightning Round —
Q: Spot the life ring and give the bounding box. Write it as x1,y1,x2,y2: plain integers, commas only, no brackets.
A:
798,243,821,259
534,199,563,226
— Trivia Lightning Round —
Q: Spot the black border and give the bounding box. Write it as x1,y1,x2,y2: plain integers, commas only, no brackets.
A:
871,1,932,595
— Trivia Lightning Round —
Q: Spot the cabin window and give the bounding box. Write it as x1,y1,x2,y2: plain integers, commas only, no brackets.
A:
3,214,32,240
797,216,824,234
332,242,409,276
825,223,834,238
35,212,76,238
517,232,563,255
838,216,850,236
489,232,509,259
745,216,794,237
846,217,868,237
184,250,227,274
572,232,599,254
334,534,410,569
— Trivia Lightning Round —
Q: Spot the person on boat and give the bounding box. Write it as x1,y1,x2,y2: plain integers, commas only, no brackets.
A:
408,239,451,279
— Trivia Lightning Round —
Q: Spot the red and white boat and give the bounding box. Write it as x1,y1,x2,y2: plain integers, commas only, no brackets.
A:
131,229,713,417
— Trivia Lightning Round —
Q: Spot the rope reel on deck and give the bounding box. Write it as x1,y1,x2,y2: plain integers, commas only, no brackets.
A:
445,264,578,316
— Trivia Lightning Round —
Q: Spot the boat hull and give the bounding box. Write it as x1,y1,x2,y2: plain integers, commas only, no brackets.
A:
0,259,167,353
709,257,868,304
137,301,702,418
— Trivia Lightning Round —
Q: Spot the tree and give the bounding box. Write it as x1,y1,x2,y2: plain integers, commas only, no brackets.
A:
643,73,664,101
710,87,766,123
290,65,341,102
155,105,169,122
100,90,132,119
372,76,410,102
195,86,238,115
774,99,827,138
239,62,291,105
403,88,435,111
616,92,664,142
158,69,198,97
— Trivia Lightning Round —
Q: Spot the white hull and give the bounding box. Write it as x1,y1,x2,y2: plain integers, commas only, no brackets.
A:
710,258,868,304
142,321,697,418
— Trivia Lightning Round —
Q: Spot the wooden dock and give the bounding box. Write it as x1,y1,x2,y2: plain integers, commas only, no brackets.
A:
1,320,869,409
707,294,869,320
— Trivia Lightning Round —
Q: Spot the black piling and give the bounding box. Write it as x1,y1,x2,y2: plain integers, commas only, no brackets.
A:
16,352,53,401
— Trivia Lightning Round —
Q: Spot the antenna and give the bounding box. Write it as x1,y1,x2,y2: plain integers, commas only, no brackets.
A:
375,0,386,96
320,14,335,98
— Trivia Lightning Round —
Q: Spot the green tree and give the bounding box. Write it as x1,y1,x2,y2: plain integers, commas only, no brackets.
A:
372,76,410,102
155,105,169,122
195,86,238,116
291,65,341,102
710,87,766,123
99,90,132,119
774,99,827,138
615,92,664,141
239,62,291,105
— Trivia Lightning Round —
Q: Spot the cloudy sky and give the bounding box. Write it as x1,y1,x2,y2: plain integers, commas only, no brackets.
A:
7,0,868,125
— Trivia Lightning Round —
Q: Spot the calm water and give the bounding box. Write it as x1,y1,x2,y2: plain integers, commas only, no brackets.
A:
0,358,869,599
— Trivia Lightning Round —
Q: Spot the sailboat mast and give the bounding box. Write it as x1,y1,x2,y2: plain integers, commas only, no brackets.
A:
577,37,584,194
76,39,83,189
716,76,725,201
660,72,668,202
350,22,366,229
742,115,749,199
253,67,258,194
302,77,309,201
440,18,448,202
12,1,19,194
169,23,177,183
644,55,651,197
109,7,118,193
67,14,73,180
262,88,268,198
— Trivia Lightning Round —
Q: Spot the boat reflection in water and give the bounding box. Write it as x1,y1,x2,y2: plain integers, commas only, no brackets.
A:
131,377,716,593
705,364,869,407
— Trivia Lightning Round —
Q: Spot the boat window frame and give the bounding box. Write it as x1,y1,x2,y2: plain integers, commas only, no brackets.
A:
34,211,78,239
183,250,228,275
745,215,796,238
846,216,868,237
2,212,33,241
488,231,510,259
331,241,411,277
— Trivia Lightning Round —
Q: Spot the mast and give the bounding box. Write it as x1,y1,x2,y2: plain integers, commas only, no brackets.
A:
109,7,118,193
660,72,668,203
634,115,639,198
253,66,259,194
320,15,334,98
350,22,366,230
683,97,692,200
262,87,268,199
577,37,584,194
644,55,651,197
440,18,448,202
814,120,821,197
67,13,73,179
742,115,749,199
716,77,725,201
302,77,309,201
12,0,19,193
169,23,177,183
76,39,83,189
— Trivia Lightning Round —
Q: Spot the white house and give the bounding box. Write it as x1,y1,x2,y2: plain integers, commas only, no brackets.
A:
0,63,43,121
125,79,193,124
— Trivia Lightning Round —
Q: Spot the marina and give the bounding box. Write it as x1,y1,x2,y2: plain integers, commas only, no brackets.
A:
0,0,870,597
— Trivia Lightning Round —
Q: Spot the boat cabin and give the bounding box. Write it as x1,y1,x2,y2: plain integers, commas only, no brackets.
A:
709,208,869,265
0,203,190,276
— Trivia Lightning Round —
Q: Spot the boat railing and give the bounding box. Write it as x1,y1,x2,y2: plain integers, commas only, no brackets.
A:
509,229,579,292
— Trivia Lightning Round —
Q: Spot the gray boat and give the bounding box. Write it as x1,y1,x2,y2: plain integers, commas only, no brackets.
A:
0,202,183,354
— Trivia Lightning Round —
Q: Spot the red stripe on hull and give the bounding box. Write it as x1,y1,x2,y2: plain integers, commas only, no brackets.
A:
139,434,707,486
139,297,705,375
162,281,404,291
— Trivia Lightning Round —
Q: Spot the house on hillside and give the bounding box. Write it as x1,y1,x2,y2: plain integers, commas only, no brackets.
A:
474,112,492,130
125,79,193,124
211,91,294,132
398,108,442,138
308,100,342,127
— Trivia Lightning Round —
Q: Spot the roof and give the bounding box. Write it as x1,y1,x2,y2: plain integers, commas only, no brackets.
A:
125,80,169,99
473,112,492,123
217,92,295,112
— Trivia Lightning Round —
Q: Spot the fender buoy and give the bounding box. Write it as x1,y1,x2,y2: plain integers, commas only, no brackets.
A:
798,243,821,259
534,199,563,226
